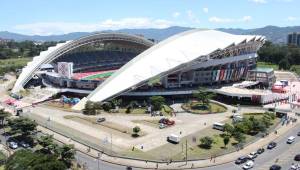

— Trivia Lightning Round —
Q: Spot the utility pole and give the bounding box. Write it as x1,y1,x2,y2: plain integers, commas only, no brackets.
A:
110,133,113,155
97,152,102,170
185,139,188,165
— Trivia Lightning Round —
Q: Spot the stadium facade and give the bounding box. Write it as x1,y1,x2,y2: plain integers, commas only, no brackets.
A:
12,29,265,109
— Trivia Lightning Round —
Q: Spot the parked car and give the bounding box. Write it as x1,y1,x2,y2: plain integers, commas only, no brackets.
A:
297,131,300,136
243,160,254,169
267,142,277,149
96,117,106,123
257,148,265,154
294,154,300,161
159,123,167,129
235,156,249,164
248,152,258,159
8,141,18,149
269,164,281,170
19,141,30,148
126,166,132,170
287,136,296,144
290,164,300,170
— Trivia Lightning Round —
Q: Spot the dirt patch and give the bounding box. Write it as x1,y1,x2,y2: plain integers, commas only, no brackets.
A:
132,120,159,128
64,115,147,138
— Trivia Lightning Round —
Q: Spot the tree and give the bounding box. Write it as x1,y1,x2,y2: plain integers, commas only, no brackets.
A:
223,135,230,148
93,102,103,111
193,87,215,106
150,96,165,111
83,100,96,115
199,136,214,149
224,123,234,136
111,99,122,109
101,102,113,112
279,58,290,70
0,109,10,127
8,117,37,137
37,134,58,155
233,132,246,145
132,126,141,137
5,149,67,170
59,144,75,167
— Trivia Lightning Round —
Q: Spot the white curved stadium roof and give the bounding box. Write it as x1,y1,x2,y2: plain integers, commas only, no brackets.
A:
12,33,154,93
88,29,264,102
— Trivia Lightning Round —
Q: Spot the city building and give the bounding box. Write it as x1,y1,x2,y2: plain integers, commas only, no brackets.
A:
287,32,300,46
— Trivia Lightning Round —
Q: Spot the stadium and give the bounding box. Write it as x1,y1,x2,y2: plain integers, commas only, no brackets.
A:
12,29,265,109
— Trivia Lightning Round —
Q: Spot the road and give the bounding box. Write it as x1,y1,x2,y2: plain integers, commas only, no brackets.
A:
74,123,300,170
205,122,300,170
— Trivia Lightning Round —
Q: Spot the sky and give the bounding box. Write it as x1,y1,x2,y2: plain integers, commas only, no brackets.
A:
0,0,299,35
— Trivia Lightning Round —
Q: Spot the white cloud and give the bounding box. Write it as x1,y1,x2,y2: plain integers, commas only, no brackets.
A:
287,16,298,21
203,7,209,13
241,16,252,22
209,16,252,23
13,18,174,35
172,12,181,18
249,0,267,3
186,10,200,24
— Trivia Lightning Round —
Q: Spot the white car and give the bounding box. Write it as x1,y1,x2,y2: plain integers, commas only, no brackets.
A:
287,136,295,144
8,141,18,149
243,160,254,169
247,152,258,159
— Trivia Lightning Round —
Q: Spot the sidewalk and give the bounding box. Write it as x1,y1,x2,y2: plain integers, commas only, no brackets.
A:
37,117,300,169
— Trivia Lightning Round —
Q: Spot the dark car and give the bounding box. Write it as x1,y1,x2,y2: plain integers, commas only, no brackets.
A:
297,131,300,136
96,117,106,123
294,154,300,161
267,142,277,149
126,166,132,170
257,148,265,154
269,164,281,170
19,141,30,148
235,156,249,164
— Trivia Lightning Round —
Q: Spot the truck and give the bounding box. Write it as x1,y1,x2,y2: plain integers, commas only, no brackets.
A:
167,134,180,144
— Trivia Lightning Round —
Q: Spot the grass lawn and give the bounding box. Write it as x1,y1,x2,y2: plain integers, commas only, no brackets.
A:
124,113,280,161
182,102,227,114
290,65,300,75
257,62,279,70
0,57,32,74
118,108,146,114
118,104,172,116
0,151,5,161
0,166,4,170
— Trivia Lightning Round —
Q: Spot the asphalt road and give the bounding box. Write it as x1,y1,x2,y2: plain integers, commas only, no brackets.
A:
73,123,300,170
204,122,300,170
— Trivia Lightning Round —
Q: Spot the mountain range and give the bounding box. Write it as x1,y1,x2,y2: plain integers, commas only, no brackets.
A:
1,25,299,43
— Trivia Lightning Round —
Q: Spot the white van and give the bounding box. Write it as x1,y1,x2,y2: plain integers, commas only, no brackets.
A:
287,136,295,144
233,114,243,122
212,122,225,131
167,134,180,144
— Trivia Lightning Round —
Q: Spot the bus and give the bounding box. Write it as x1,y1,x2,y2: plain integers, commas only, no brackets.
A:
212,122,225,131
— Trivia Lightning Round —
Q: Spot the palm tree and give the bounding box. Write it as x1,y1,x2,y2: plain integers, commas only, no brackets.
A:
193,87,215,106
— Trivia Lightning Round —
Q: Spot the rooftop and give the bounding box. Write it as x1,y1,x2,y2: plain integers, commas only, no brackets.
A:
250,67,274,73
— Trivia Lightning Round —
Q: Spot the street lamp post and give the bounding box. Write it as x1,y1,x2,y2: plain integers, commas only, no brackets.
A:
97,152,102,170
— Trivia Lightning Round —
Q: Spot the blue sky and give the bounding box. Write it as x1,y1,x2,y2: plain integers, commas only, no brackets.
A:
0,0,299,35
